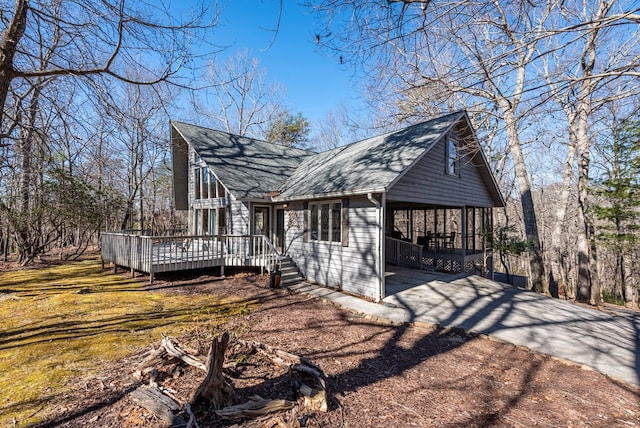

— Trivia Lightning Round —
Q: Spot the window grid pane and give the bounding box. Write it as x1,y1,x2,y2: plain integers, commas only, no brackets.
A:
310,205,319,240
320,204,330,241
331,203,341,242
194,168,201,199
202,169,209,199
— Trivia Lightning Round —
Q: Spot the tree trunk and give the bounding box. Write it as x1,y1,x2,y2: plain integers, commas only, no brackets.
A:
575,106,593,303
549,140,576,298
502,110,547,294
0,0,28,131
190,333,234,410
589,223,602,307
625,250,638,309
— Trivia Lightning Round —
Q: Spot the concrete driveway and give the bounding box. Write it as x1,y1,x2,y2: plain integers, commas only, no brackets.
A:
289,267,640,387
383,267,640,387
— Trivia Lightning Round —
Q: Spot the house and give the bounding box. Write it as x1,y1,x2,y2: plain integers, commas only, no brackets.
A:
165,110,505,302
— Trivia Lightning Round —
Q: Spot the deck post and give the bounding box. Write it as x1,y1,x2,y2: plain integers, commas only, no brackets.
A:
461,207,467,256
130,234,135,277
147,237,153,284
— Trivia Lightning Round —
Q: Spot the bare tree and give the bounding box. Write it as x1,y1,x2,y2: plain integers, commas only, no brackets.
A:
0,0,218,263
308,0,551,293
0,0,216,134
193,49,286,138
103,78,171,232
541,0,640,305
308,0,640,302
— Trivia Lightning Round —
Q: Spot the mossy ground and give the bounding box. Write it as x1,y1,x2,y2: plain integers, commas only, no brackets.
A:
0,258,250,426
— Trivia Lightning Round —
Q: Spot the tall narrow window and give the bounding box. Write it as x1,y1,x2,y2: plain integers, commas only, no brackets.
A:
310,204,319,240
445,136,459,176
195,209,202,235
218,208,227,235
194,168,201,199
202,168,209,199
320,203,330,241
202,209,209,234
209,209,217,235
331,202,342,242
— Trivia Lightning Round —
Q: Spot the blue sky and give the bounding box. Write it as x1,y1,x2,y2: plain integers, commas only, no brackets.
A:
184,0,361,125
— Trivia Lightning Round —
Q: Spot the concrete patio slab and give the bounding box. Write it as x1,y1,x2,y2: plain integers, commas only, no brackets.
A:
288,267,640,388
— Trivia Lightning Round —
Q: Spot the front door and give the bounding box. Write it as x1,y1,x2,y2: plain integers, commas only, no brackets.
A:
275,208,285,253
253,206,270,236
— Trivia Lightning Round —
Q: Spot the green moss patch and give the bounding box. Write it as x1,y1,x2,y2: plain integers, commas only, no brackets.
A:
0,259,250,426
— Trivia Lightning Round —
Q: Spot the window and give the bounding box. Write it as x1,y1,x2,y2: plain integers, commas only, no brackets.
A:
218,208,227,234
194,165,225,200
445,136,459,176
309,201,341,242
194,168,201,199
310,204,319,240
331,202,341,242
194,208,219,235
217,179,226,198
202,167,209,199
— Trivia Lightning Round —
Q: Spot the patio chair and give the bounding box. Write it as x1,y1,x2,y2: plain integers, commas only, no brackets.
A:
417,232,435,251
443,231,455,252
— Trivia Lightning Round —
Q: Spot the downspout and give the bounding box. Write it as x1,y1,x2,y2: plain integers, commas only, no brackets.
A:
368,192,384,302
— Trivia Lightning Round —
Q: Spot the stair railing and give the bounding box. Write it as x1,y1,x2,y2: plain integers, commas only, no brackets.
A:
261,235,282,272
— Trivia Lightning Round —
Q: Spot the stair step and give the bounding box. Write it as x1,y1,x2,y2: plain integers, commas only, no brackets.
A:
276,257,304,285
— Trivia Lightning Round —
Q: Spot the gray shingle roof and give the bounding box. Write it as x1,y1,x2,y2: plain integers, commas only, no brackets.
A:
171,111,475,201
171,122,314,199
279,111,464,199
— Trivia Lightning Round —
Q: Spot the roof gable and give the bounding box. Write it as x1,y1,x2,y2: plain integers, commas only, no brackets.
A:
171,121,314,199
278,111,464,199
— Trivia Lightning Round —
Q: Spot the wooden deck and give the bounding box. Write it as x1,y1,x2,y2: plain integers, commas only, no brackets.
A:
100,233,280,282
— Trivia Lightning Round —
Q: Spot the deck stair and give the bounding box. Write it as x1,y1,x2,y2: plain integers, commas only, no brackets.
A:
280,256,305,286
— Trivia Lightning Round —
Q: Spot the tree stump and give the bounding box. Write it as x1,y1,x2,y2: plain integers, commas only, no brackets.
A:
190,333,234,410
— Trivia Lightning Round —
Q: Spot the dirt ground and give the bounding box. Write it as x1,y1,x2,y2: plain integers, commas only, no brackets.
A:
31,269,640,427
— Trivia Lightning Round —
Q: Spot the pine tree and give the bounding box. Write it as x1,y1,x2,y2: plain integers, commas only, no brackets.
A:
591,115,640,308
264,112,311,149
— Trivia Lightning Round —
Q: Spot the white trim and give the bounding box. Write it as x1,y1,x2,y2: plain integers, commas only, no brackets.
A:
272,187,387,203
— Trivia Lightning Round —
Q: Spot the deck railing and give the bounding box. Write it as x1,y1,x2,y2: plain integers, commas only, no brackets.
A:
385,236,423,269
101,233,281,282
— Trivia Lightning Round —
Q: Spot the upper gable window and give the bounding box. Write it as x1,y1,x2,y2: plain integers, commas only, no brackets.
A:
445,135,459,176
195,167,226,199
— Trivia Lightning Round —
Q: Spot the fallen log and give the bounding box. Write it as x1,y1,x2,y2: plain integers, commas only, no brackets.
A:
162,336,207,372
237,339,324,374
236,339,328,412
133,347,168,380
130,386,186,427
216,396,295,419
293,379,327,412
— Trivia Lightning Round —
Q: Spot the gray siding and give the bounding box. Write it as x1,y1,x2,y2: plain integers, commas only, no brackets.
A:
387,131,495,207
229,200,250,235
286,196,381,300
171,128,189,210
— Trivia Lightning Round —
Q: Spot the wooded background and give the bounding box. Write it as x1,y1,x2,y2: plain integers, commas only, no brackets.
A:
0,0,638,308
